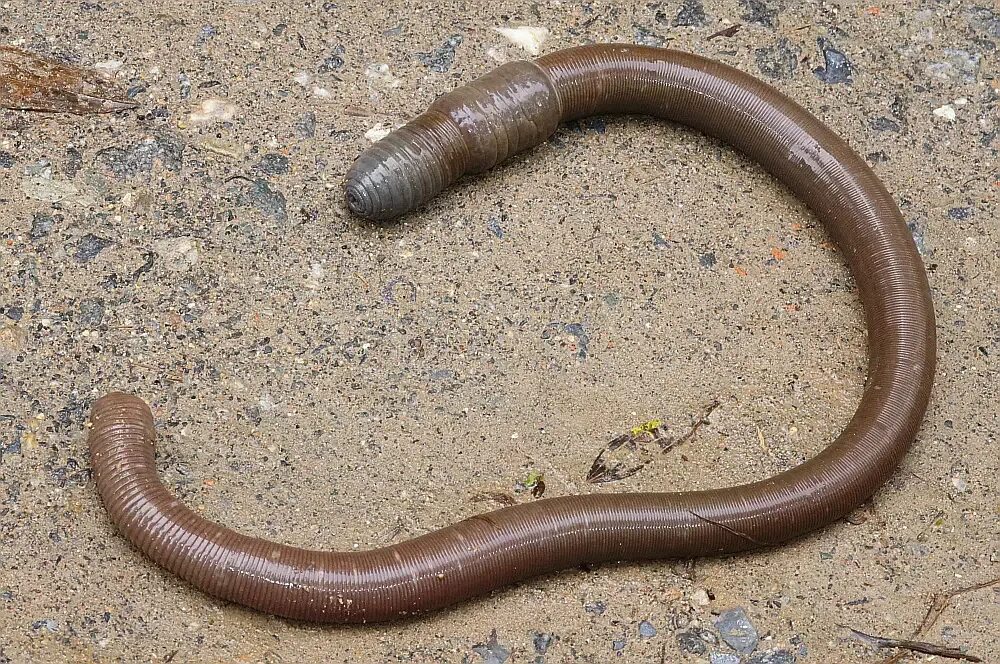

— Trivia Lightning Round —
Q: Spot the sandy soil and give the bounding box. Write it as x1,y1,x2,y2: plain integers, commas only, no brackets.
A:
1,1,998,662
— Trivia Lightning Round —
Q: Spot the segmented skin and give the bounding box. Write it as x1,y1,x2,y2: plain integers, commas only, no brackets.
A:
90,45,936,623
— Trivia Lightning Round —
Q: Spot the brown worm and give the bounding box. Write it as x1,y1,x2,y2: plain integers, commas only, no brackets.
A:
90,45,935,623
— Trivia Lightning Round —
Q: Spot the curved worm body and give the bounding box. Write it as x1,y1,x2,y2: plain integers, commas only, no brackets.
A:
90,45,935,623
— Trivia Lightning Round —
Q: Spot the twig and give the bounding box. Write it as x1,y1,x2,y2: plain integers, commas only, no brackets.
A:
669,399,721,450
870,577,1000,664
707,24,742,40
688,509,764,546
847,627,981,662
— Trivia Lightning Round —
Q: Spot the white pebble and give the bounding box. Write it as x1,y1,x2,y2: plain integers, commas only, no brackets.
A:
691,588,711,606
304,263,325,289
495,26,550,55
932,104,956,121
293,71,313,87
365,63,401,89
94,60,124,75
364,123,394,142
189,98,237,124
153,237,200,272
486,46,509,63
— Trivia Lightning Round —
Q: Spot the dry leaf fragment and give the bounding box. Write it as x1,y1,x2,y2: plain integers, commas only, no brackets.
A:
0,45,137,114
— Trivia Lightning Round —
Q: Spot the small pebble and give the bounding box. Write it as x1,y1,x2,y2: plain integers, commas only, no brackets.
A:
495,26,549,55
933,104,957,121
256,153,290,175
232,178,287,222
189,98,237,124
364,123,394,142
755,38,799,79
677,630,708,655
417,34,463,73
871,117,901,132
691,588,712,606
75,234,113,263
747,649,796,664
740,0,778,28
638,620,657,638
710,654,741,664
670,0,708,27
31,618,58,632
153,237,200,272
365,63,401,89
714,607,759,655
78,299,105,326
318,45,345,72
813,38,853,84
295,112,317,138
471,629,510,664
533,632,553,654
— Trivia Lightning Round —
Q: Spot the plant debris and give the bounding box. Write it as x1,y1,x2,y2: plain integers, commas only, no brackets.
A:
0,46,136,113
586,400,720,484
872,577,1000,664
707,24,742,40
515,469,546,497
848,627,982,662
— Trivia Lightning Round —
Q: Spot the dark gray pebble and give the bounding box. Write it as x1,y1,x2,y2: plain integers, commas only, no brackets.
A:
296,112,317,138
78,298,106,326
30,213,55,240
4,306,23,321
813,38,853,84
319,45,345,72
0,151,15,168
75,234,113,263
471,629,510,664
417,34,463,73
31,618,58,632
740,0,778,27
533,632,553,654
871,117,900,132
234,178,287,222
585,600,607,615
968,7,1000,37
634,26,666,47
755,38,800,79
676,630,708,655
948,206,972,220
256,153,290,175
670,0,707,27
96,133,185,180
747,648,796,664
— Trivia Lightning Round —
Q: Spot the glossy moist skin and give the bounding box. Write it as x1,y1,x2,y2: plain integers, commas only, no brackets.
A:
89,45,936,623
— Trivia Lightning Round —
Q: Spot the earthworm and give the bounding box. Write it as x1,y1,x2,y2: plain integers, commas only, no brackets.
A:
90,45,935,623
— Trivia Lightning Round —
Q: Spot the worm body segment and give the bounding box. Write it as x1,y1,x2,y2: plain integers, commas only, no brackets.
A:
90,45,935,623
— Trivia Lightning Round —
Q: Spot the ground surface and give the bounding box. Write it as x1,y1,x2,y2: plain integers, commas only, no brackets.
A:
1,1,998,662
